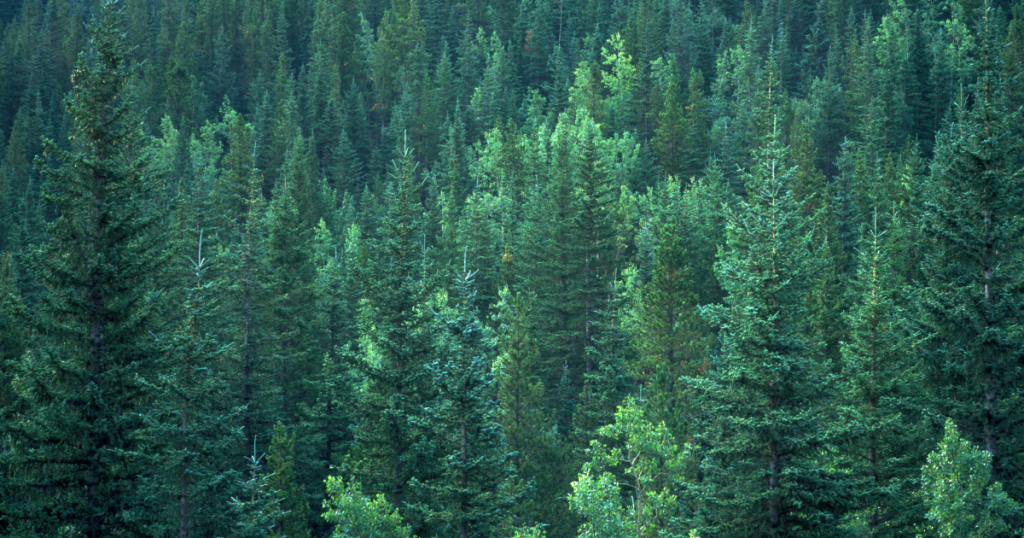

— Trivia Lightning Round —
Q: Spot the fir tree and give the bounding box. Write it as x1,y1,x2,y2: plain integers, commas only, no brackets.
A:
918,7,1024,502
839,212,931,536
625,227,710,438
689,118,850,536
267,421,312,538
2,3,171,535
145,229,242,538
346,136,436,522
0,251,26,415
413,270,518,538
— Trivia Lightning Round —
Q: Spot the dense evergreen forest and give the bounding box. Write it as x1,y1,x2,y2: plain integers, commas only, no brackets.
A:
3,0,1024,535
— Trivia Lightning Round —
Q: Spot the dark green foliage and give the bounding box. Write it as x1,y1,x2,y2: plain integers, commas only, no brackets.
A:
145,230,243,538
918,7,1024,503
0,252,26,421
1,4,171,535
346,138,437,524
625,227,709,438
267,422,312,538
839,213,932,536
4,0,1024,536
412,274,518,538
688,122,851,537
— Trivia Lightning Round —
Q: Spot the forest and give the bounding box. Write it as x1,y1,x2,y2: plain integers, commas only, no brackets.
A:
1,0,1024,535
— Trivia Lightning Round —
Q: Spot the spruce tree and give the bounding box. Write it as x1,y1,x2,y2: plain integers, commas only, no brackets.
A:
625,227,710,438
346,136,436,522
918,7,1024,502
839,212,930,535
413,271,518,538
2,3,171,535
689,119,850,536
491,288,568,531
267,421,312,538
145,229,242,538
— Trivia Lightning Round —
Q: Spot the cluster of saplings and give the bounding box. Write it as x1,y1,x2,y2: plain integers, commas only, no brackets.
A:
1,0,1024,536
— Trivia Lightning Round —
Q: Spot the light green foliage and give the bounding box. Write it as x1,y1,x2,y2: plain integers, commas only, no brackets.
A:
600,33,640,134
569,399,691,538
323,478,413,538
512,525,547,538
921,419,1022,538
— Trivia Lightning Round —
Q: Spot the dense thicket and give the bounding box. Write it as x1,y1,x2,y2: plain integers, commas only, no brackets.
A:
2,0,1024,536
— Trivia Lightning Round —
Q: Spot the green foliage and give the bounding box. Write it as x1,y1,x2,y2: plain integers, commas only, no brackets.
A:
268,422,312,538
412,276,518,538
345,137,437,522
690,120,850,536
323,477,413,538
624,226,709,437
2,4,172,535
4,0,1024,535
838,213,931,535
144,229,243,538
921,419,1022,538
569,399,692,538
918,7,1024,501
231,438,286,538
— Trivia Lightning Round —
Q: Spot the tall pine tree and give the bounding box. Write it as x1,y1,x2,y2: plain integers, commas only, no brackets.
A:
1,3,171,535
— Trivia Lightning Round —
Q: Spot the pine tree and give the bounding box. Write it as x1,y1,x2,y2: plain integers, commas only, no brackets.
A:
2,3,171,535
491,288,567,531
0,252,26,411
918,6,1024,502
264,143,317,423
839,212,931,536
651,66,686,177
625,227,709,438
689,118,849,536
145,229,243,538
413,272,518,538
346,136,436,522
267,422,312,538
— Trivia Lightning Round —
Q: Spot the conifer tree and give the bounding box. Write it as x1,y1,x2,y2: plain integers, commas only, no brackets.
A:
145,229,242,538
689,118,849,536
264,144,317,423
346,136,436,521
230,436,285,538
651,66,686,176
413,271,518,538
306,219,359,477
625,227,709,438
3,3,171,535
0,252,26,410
918,7,1024,501
491,288,568,531
839,212,930,535
267,421,312,538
